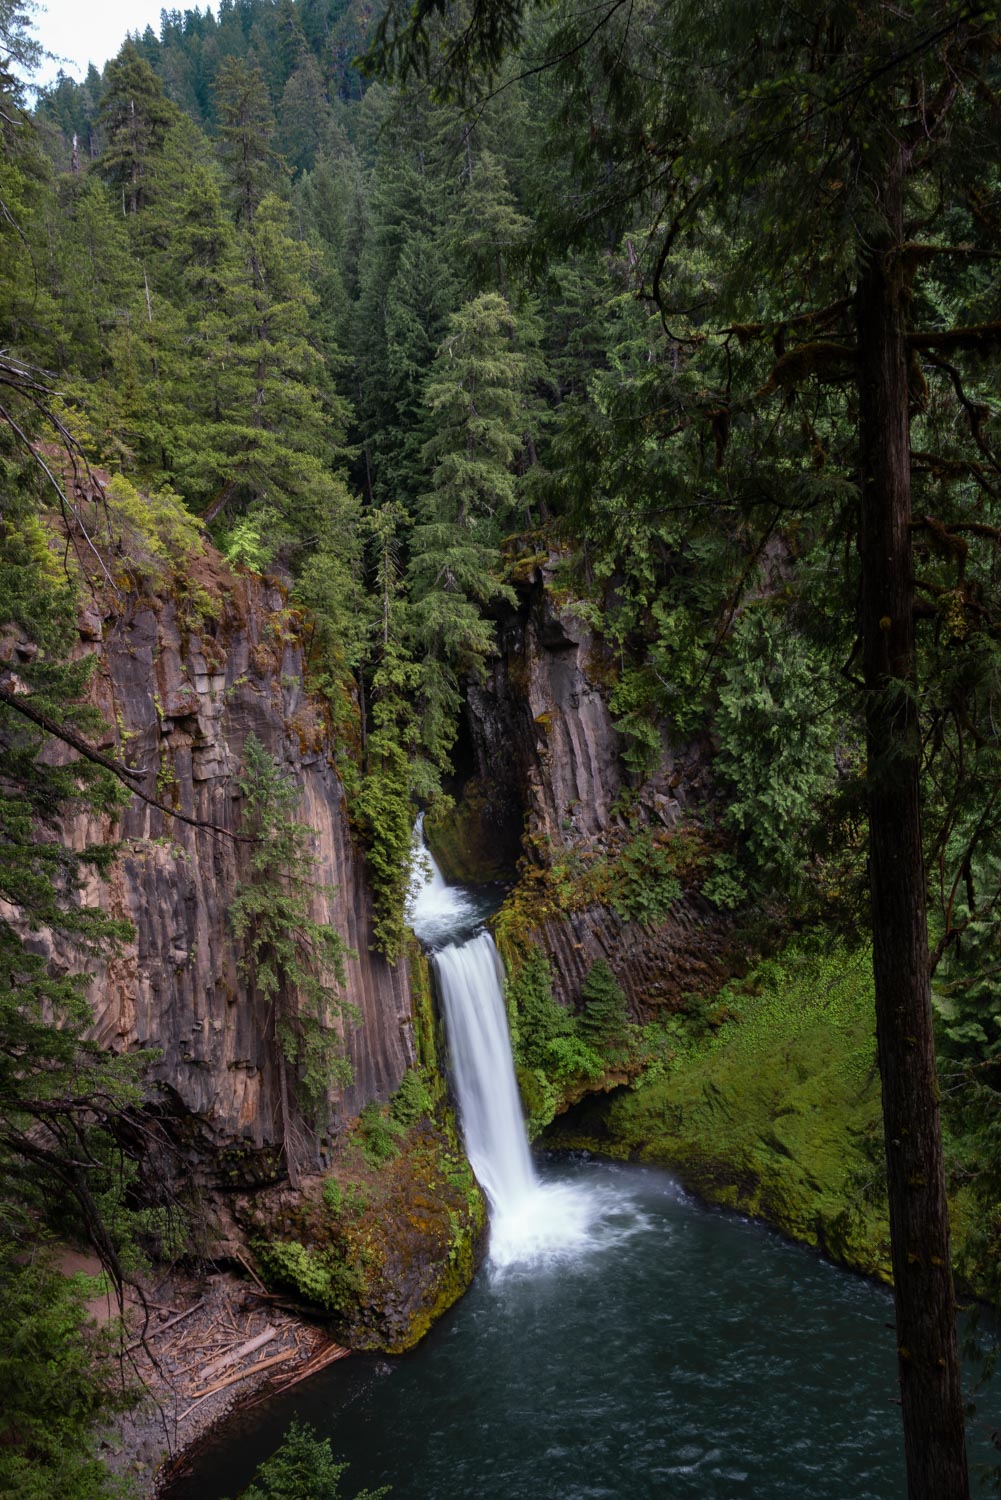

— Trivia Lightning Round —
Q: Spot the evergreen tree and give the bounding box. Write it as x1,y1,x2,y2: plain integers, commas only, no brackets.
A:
406,291,529,772
214,54,285,226
0,61,157,1467
578,959,629,1051
231,736,354,1188
229,1418,389,1500
97,41,180,214
351,124,461,506
353,501,422,955
276,51,333,174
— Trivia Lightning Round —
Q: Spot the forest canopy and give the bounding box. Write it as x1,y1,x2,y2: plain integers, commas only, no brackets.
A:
0,0,1000,1494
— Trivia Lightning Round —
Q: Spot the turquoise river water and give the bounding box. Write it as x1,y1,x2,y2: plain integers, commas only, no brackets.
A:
165,1152,997,1499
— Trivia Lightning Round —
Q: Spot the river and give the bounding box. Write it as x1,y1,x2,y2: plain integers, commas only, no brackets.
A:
164,830,996,1499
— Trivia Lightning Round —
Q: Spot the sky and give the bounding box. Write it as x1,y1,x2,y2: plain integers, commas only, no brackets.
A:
26,0,217,88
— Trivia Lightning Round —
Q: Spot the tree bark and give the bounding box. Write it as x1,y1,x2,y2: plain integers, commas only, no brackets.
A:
857,161,969,1500
276,1041,300,1192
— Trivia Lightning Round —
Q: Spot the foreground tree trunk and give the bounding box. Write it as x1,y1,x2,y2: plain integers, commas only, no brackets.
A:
857,160,969,1500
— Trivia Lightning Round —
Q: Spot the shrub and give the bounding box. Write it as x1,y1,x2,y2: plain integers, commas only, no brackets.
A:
545,1033,603,1081
715,606,837,891
227,1418,389,1500
255,1240,361,1314
506,947,574,1070
357,1102,404,1166
609,832,682,925
389,1068,434,1128
701,851,748,910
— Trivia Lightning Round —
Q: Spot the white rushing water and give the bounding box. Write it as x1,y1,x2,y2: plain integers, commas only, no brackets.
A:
405,814,479,949
408,820,647,1271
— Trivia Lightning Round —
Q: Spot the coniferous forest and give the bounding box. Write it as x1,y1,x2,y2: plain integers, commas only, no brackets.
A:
2,2,1001,1497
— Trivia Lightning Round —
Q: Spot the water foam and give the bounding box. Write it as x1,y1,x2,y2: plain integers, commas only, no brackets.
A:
405,815,478,948
408,819,649,1269
486,1173,651,1274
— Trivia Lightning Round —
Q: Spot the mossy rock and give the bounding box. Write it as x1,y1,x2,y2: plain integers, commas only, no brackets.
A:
545,941,896,1282
425,784,517,885
248,1119,487,1354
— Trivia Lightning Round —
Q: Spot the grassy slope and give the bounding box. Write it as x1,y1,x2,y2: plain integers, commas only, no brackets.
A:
546,942,897,1279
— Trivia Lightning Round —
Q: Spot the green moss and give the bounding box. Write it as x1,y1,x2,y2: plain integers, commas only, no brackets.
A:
516,1063,560,1140
493,824,710,957
547,941,895,1280
425,785,514,884
409,942,440,1078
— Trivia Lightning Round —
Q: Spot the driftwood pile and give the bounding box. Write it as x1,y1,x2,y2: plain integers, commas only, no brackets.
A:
129,1269,350,1431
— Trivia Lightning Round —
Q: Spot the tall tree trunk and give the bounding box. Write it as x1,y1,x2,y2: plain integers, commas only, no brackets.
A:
276,1042,300,1192
857,158,969,1500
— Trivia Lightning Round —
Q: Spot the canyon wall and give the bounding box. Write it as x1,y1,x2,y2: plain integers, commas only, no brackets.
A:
56,546,412,1180
460,564,735,1013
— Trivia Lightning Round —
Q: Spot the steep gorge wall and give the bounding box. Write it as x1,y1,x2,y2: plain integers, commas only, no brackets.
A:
54,547,412,1179
461,566,735,1015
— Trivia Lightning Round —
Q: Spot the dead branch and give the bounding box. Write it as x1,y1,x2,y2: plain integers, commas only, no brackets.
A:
0,684,252,842
124,1298,205,1353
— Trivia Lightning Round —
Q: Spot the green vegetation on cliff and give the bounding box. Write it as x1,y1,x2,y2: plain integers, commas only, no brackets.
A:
541,935,996,1306
546,943,891,1279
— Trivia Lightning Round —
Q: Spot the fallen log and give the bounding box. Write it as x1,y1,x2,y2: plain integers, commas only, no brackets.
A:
197,1326,276,1384
186,1345,299,1405
125,1297,205,1353
242,1339,351,1410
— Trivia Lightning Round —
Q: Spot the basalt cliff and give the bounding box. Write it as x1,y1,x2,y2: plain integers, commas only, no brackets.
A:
60,546,412,1179
44,539,897,1336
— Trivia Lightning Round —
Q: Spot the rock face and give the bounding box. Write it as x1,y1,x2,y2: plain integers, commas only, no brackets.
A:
63,548,412,1180
466,578,624,859
460,566,730,1013
533,898,733,1016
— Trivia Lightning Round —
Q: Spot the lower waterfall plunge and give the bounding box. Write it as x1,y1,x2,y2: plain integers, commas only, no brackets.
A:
166,830,971,1500
408,824,646,1269
434,934,536,1216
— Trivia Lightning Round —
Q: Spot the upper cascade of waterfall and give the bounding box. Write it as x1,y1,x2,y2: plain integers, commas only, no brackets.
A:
405,815,482,949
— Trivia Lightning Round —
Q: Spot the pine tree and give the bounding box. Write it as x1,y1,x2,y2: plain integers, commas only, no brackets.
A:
276,51,334,174
214,55,285,227
0,41,162,1480
231,735,354,1188
406,291,529,770
351,128,461,506
353,501,423,956
578,959,629,1051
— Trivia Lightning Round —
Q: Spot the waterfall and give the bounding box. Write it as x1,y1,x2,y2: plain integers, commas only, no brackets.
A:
434,933,538,1218
405,815,478,949
408,818,633,1270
